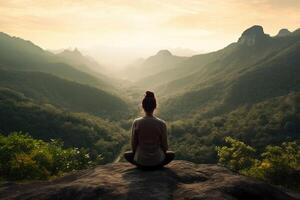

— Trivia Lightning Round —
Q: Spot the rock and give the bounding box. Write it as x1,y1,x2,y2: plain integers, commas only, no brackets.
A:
276,29,291,37
293,28,300,36
0,161,298,200
156,50,173,57
238,25,269,46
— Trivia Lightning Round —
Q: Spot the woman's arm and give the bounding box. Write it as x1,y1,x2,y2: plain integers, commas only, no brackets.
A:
161,123,168,153
131,121,138,153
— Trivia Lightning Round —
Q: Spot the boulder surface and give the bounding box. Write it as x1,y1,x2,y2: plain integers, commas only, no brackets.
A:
0,161,299,200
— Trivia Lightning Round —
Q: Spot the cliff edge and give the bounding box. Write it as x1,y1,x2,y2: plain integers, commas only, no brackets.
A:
0,161,298,200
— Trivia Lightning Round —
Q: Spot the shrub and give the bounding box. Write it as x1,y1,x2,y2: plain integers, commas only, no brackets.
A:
0,132,98,181
216,137,257,171
217,137,300,190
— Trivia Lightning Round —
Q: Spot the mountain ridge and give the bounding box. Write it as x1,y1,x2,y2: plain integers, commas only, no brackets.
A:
0,32,116,91
0,69,130,120
142,25,300,119
120,49,187,81
133,25,300,94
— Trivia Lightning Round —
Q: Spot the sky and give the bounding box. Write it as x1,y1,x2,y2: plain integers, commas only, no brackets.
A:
0,0,299,68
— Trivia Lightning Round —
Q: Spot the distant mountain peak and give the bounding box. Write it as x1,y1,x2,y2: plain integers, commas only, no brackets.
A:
238,25,269,46
276,28,291,37
61,48,82,57
293,28,300,36
242,25,265,36
156,50,172,56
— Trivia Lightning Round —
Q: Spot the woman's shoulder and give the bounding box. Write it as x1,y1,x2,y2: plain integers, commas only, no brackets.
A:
133,117,144,123
133,116,166,124
153,116,167,125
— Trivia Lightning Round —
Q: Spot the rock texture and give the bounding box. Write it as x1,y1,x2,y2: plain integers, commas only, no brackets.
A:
155,49,173,57
0,161,299,200
276,28,291,37
238,25,269,46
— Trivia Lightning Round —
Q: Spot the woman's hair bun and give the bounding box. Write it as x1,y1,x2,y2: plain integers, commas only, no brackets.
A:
145,91,155,98
142,91,156,112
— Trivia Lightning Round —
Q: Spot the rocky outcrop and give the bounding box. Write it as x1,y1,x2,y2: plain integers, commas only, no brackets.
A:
0,161,298,200
238,25,270,46
155,49,173,57
276,29,292,37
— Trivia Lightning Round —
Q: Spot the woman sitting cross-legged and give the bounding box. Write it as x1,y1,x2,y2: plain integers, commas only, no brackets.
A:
124,91,175,170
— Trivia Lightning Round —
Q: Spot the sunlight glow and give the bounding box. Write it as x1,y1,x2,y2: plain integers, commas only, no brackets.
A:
0,0,299,67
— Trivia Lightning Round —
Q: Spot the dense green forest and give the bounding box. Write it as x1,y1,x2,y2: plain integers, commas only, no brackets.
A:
0,69,131,120
158,26,300,120
217,137,300,190
0,87,128,164
0,133,96,181
169,92,300,163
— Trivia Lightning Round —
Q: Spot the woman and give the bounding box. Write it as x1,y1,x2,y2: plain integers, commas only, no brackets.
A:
124,91,174,169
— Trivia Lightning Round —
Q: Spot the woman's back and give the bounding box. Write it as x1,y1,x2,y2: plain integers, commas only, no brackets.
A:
132,116,168,166
124,91,174,169
133,116,167,150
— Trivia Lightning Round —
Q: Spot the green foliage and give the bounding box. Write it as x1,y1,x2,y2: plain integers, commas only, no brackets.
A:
0,70,130,120
254,142,300,188
0,133,96,181
217,138,300,190
217,137,256,171
0,87,128,163
158,34,300,121
169,92,300,164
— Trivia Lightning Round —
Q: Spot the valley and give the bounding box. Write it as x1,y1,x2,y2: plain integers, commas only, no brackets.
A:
0,25,299,190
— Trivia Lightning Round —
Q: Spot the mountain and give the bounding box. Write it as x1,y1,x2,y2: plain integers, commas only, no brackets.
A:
143,25,300,119
136,25,278,91
138,26,299,93
169,91,300,163
0,69,130,120
276,29,292,37
120,50,187,82
149,26,300,182
1,161,298,200
238,25,270,46
56,48,108,78
134,50,220,90
1,25,300,193
0,32,114,91
0,87,127,163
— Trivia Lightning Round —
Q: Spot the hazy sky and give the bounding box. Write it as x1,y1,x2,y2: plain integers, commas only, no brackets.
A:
0,0,299,67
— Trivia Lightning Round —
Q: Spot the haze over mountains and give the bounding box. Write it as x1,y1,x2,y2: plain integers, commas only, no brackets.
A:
120,49,187,81
122,25,300,120
0,31,134,165
0,25,299,190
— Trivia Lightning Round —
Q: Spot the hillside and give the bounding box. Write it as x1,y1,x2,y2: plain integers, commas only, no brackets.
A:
57,48,105,74
56,49,116,83
155,25,300,119
149,26,298,94
121,50,187,82
0,161,298,200
168,92,300,164
0,69,130,120
135,50,220,89
0,87,127,163
0,32,114,91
